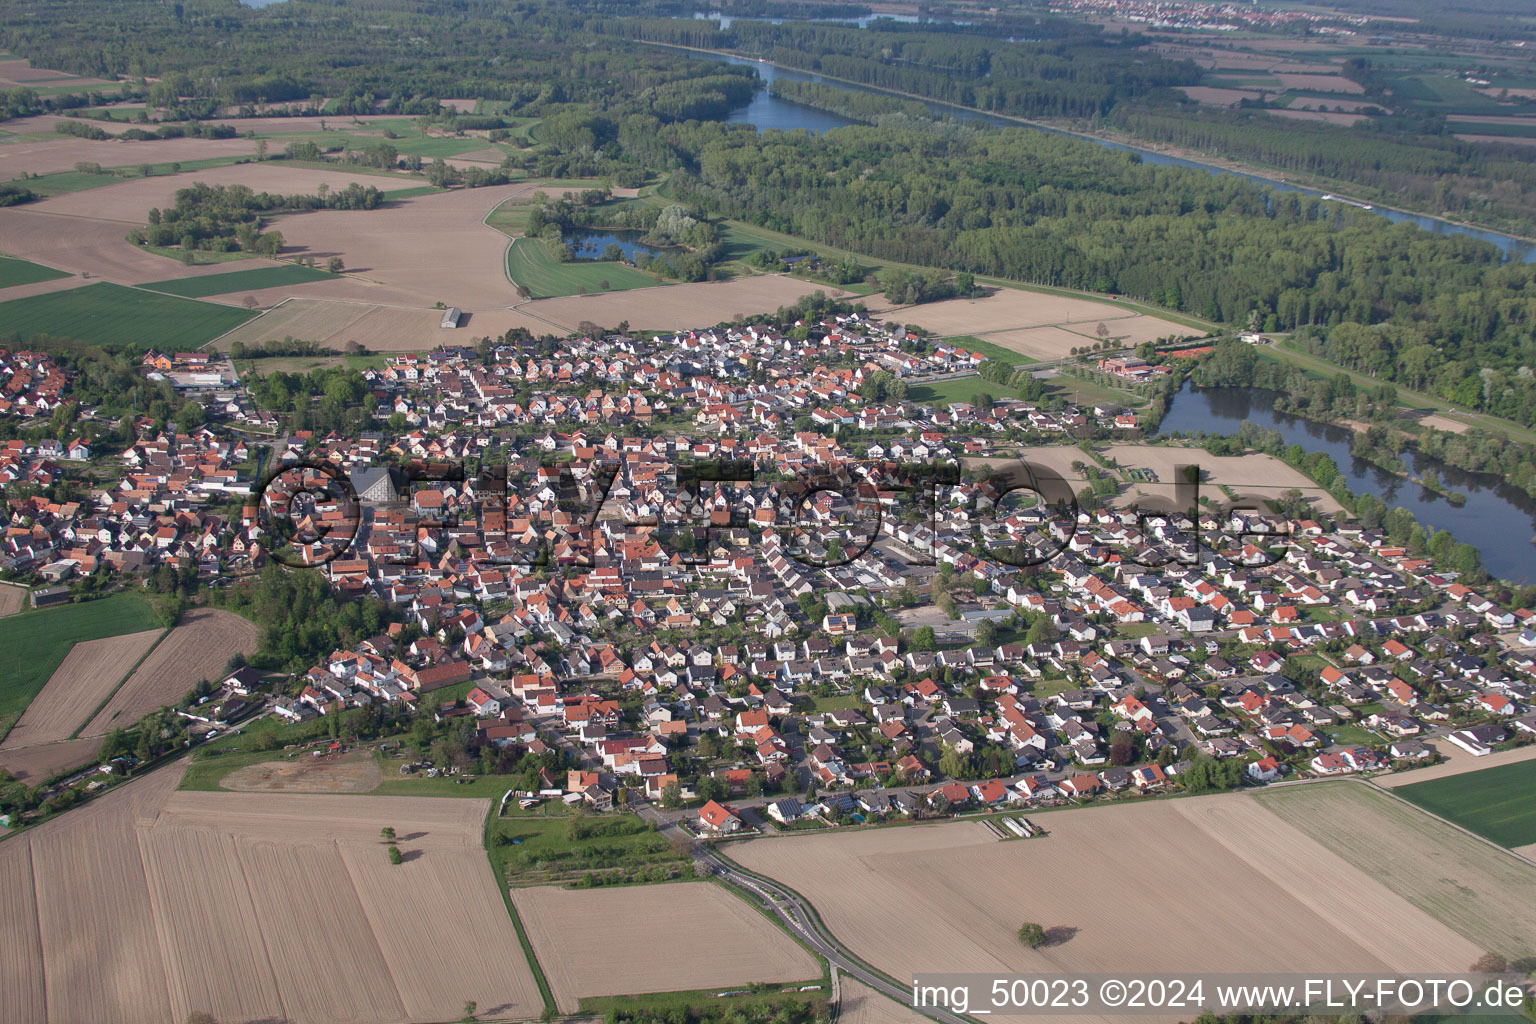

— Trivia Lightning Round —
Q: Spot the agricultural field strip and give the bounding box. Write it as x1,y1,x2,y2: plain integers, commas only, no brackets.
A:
731,795,1480,988
3,779,542,1024
1393,759,1536,849
511,881,820,1014
1254,782,1536,957
0,629,163,750
82,610,257,738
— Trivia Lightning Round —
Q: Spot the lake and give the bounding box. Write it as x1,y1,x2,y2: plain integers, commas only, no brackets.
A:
1158,382,1536,583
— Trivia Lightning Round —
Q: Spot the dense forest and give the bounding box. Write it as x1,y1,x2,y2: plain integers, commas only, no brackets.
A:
1109,108,1536,238
6,0,1535,233
601,14,1197,119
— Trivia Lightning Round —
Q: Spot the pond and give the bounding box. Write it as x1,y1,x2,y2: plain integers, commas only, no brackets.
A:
1158,381,1536,583
562,228,671,263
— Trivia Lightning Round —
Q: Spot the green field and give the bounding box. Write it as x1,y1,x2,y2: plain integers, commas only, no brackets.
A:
908,375,1021,407
487,808,690,887
942,335,1037,366
0,595,162,739
1396,758,1536,848
505,236,659,299
0,282,256,347
138,264,337,298
0,256,69,290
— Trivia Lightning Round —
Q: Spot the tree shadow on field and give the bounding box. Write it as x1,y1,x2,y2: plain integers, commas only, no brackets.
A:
400,848,425,863
1044,926,1078,947
398,831,428,842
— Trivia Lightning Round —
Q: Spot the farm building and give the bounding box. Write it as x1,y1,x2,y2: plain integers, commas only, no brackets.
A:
441,306,461,329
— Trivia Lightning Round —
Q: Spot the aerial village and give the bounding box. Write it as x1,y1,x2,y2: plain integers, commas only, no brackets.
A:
2,313,1534,834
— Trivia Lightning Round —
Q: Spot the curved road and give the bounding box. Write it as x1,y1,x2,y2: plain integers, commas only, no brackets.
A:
689,841,973,1024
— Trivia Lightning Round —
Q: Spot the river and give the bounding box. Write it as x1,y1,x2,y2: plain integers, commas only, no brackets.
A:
1158,382,1536,583
687,51,1536,263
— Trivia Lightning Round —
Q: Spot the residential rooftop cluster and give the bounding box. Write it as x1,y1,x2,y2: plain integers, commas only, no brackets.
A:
3,320,1533,825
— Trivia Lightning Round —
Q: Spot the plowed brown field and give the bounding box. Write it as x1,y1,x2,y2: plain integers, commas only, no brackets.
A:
83,609,255,736
729,794,1481,989
0,769,544,1024
0,629,162,749
840,978,929,1024
513,882,819,1013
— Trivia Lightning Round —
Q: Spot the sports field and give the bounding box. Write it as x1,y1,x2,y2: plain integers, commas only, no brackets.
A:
506,236,658,299
0,595,162,739
137,264,336,298
1395,758,1536,849
0,282,254,347
0,256,68,289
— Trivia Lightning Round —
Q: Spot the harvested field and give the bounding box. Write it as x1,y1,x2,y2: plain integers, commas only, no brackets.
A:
1275,73,1363,93
0,585,24,617
976,326,1104,361
1256,782,1536,957
867,289,1196,350
512,882,819,1013
729,793,1479,996
0,737,107,784
219,181,541,308
0,59,110,89
213,296,375,348
523,275,857,333
1445,113,1536,126
1268,109,1368,126
83,609,256,736
1179,86,1261,106
222,750,382,793
0,135,259,178
0,628,162,750
29,163,413,223
24,767,182,1024
839,978,929,1024
217,298,558,352
0,207,277,285
0,838,46,1024
0,770,544,1024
